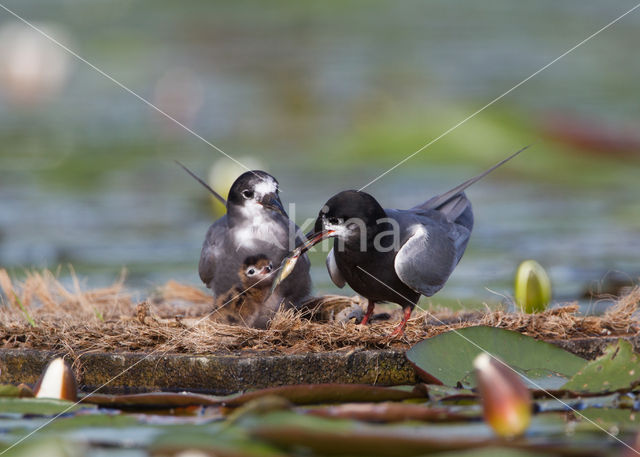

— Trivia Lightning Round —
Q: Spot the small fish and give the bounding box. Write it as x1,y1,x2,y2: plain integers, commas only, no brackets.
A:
270,249,302,294
269,229,334,296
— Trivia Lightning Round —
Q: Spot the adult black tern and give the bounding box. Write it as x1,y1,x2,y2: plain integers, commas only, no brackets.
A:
272,147,527,336
178,163,312,327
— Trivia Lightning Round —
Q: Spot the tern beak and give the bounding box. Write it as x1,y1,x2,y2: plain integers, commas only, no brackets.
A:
259,193,287,217
298,229,336,254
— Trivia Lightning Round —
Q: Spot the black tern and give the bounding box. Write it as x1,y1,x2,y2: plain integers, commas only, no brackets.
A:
178,163,312,327
272,147,527,336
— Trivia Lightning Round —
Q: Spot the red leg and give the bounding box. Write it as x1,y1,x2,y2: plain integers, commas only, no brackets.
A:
390,307,413,337
360,300,375,326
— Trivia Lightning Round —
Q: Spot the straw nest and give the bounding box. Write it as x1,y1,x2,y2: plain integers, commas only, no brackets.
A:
0,269,638,357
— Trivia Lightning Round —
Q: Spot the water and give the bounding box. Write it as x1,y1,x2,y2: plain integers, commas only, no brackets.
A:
0,0,639,307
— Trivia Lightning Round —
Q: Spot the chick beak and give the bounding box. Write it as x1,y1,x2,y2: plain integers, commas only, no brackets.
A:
259,193,287,217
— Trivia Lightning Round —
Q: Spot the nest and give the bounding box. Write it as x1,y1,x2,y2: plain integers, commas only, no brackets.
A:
0,269,638,358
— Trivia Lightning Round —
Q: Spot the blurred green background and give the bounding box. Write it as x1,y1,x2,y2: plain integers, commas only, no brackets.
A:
0,0,639,308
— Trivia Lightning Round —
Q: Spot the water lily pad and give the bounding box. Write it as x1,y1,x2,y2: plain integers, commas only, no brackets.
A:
574,407,640,434
83,384,425,409
248,411,495,456
0,385,21,397
406,326,585,389
223,383,427,407
303,401,475,423
0,398,93,416
150,426,286,457
83,391,223,408
562,340,640,394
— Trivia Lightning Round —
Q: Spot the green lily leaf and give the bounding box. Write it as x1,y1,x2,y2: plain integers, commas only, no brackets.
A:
223,383,427,407
562,340,640,394
83,383,426,409
0,385,21,397
150,425,287,457
247,410,495,456
574,407,640,434
406,326,586,389
0,398,93,416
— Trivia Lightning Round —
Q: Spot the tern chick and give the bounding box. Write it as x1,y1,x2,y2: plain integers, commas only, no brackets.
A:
211,254,275,328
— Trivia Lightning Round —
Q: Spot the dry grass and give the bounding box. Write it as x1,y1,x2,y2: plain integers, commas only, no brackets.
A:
0,269,638,358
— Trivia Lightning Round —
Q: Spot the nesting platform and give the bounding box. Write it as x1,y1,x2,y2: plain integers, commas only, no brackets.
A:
0,269,638,393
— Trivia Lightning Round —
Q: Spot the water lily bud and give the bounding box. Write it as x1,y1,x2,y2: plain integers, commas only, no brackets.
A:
515,260,551,313
34,358,78,402
473,353,532,438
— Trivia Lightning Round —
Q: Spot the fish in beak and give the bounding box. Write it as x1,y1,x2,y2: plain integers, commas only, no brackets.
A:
269,220,337,294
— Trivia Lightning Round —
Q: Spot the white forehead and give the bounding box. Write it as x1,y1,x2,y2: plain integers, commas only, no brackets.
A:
253,177,278,196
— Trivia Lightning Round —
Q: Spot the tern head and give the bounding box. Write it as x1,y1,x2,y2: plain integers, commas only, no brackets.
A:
314,190,385,239
227,170,286,219
297,190,387,251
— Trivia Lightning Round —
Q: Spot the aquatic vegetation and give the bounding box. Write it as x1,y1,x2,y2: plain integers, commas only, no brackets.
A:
514,260,551,314
33,358,77,402
2,328,640,455
473,353,532,438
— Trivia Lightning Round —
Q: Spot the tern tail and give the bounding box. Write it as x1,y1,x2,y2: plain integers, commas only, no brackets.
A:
175,160,227,206
414,145,530,214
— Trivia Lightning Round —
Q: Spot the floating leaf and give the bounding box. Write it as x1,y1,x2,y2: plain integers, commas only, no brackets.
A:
83,384,425,409
406,326,585,389
0,385,22,397
248,411,495,456
433,448,550,457
562,340,640,394
150,425,287,457
576,407,640,432
83,391,223,408
0,437,84,457
223,383,426,407
424,384,477,403
304,401,474,423
0,398,93,415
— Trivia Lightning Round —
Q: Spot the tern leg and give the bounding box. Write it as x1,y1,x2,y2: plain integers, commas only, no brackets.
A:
390,307,413,337
360,299,376,326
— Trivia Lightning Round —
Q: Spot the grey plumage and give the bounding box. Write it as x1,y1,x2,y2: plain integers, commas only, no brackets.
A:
286,146,528,335
185,168,311,327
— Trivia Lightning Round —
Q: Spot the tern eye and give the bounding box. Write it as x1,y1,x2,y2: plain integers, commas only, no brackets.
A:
246,267,256,276
241,190,254,199
265,264,273,273
328,217,342,225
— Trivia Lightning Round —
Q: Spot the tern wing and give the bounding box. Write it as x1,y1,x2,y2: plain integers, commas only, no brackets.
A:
391,210,470,297
326,248,346,288
198,217,228,288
